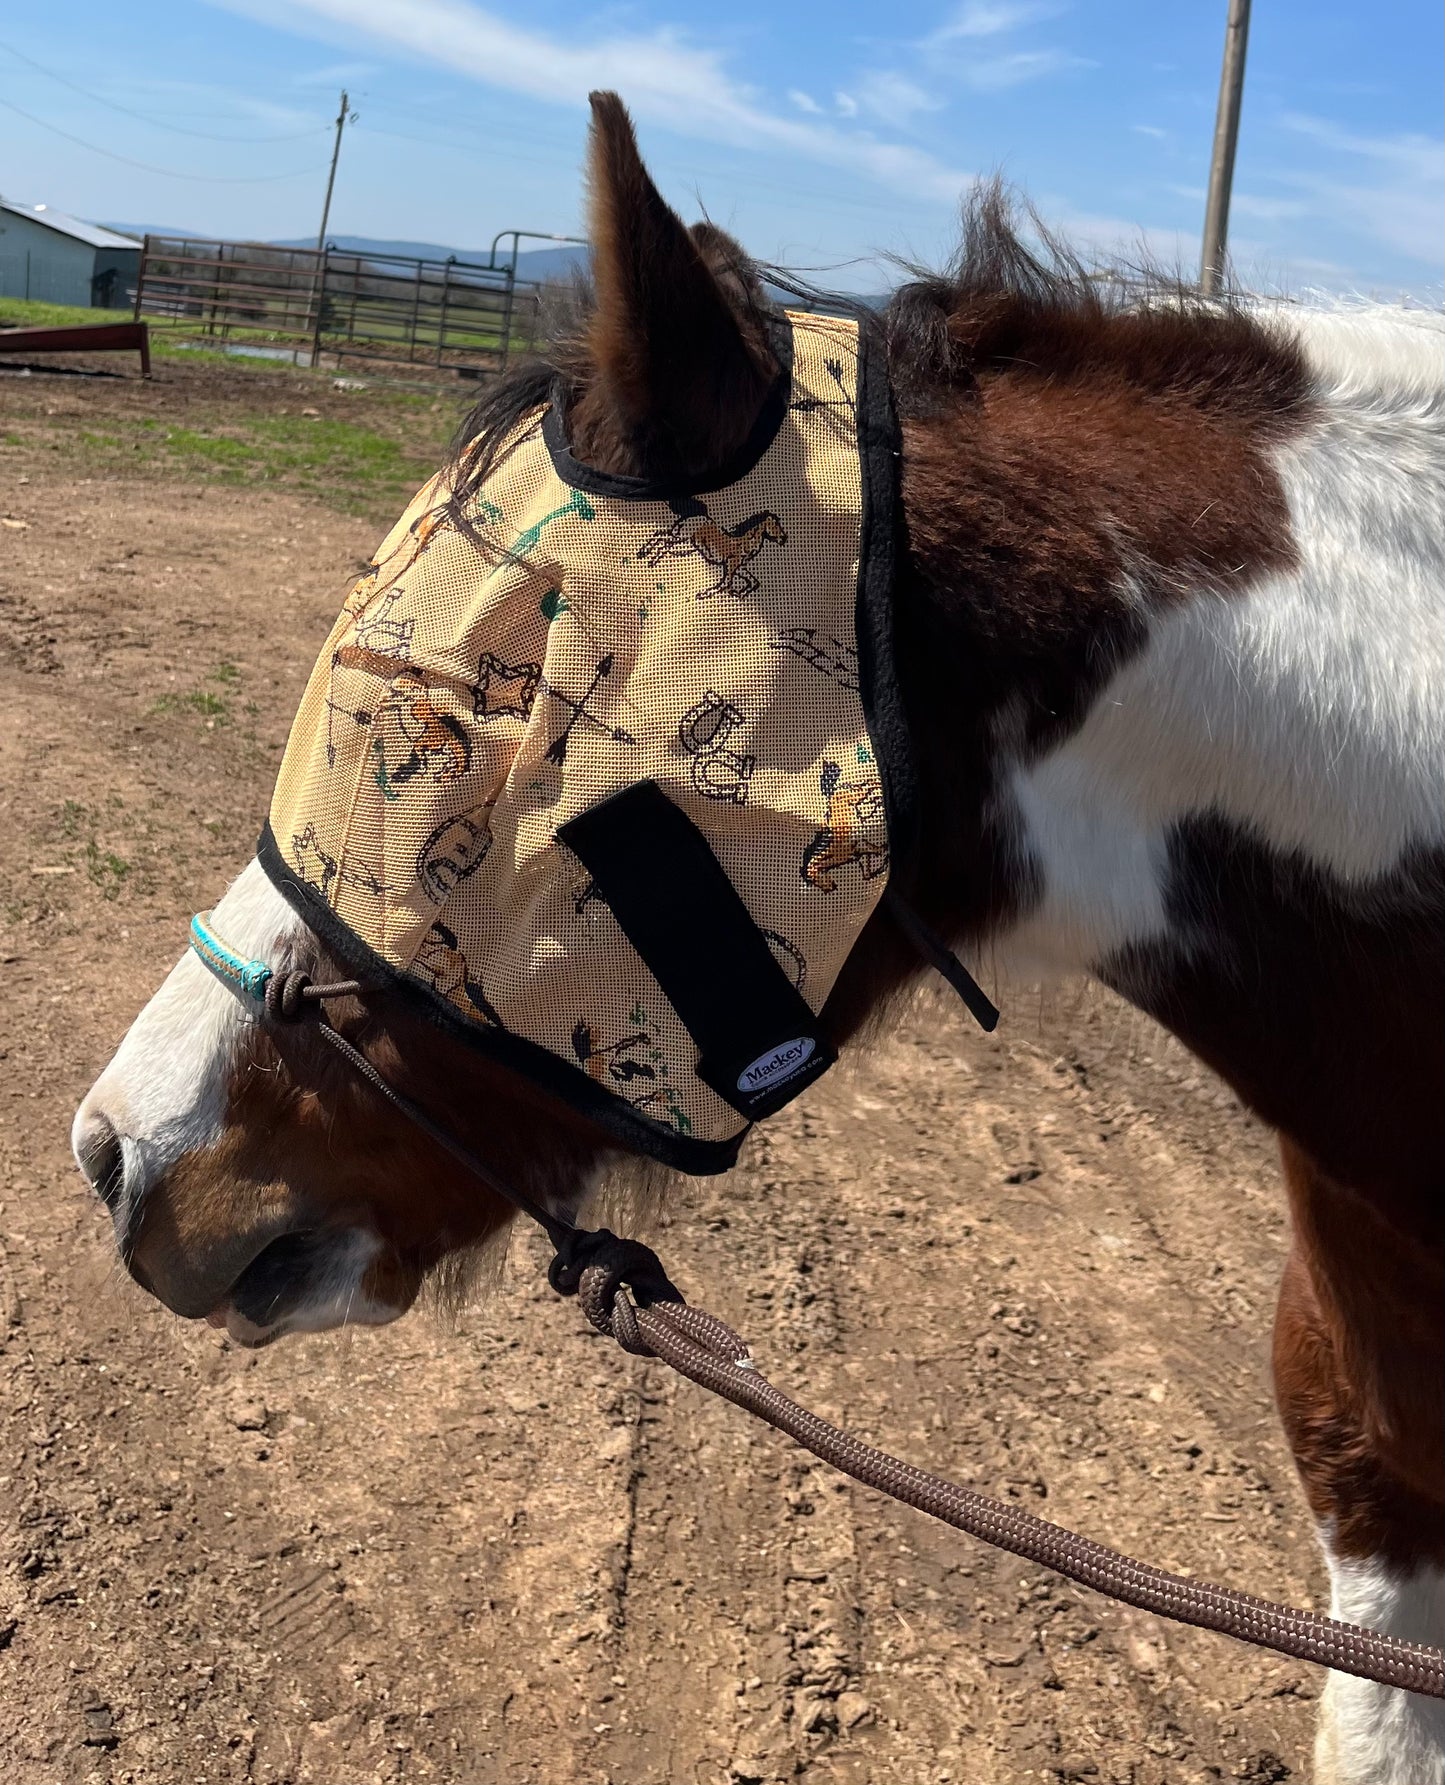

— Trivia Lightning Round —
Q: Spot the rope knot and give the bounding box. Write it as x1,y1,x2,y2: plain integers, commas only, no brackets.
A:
263,969,315,1024
547,1227,684,1356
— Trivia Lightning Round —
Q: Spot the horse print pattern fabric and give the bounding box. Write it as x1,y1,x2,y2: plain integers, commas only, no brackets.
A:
262,313,895,1163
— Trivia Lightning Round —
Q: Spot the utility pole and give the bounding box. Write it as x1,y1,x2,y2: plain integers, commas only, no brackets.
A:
308,90,353,366
316,89,351,253
1200,0,1251,296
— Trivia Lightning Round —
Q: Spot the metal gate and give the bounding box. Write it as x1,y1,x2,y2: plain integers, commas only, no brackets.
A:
134,236,553,375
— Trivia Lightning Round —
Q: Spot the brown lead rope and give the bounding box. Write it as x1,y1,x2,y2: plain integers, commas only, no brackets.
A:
551,1232,1445,1701
252,973,1445,1701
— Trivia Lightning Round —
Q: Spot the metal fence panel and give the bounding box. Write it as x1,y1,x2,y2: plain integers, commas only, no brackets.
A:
135,236,546,375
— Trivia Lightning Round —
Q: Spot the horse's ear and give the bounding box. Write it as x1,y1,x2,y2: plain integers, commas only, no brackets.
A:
581,91,776,478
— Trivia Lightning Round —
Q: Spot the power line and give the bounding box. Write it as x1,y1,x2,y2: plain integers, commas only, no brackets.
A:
357,94,582,152
0,94,326,181
0,40,328,143
313,90,958,226
2,41,959,242
353,118,953,223
356,119,576,170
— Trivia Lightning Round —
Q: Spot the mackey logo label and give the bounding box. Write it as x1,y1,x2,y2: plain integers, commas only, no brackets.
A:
737,1036,818,1095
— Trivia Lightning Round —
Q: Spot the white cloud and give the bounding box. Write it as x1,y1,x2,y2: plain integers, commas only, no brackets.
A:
787,89,823,115
206,0,974,204
1227,193,1312,224
1042,200,1191,271
1280,112,1442,186
1274,113,1445,267
1157,114,1441,287
855,73,944,131
1130,124,1167,140
905,3,1089,101
954,48,1094,91
927,2,1065,43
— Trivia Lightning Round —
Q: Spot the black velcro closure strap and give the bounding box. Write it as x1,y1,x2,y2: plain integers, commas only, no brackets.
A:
558,781,837,1121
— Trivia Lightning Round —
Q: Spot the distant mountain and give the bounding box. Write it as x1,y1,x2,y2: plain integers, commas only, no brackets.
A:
509,245,591,283
273,234,590,283
101,221,204,241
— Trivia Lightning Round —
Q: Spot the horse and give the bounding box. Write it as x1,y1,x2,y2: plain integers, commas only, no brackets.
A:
638,498,788,596
801,760,891,891
71,92,1443,1782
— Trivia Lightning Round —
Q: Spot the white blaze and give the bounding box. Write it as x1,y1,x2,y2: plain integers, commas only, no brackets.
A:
72,860,304,1204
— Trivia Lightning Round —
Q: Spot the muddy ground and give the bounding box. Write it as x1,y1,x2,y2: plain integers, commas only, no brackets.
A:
1,357,1320,1783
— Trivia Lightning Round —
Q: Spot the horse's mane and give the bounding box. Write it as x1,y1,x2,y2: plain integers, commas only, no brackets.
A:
447,182,1303,518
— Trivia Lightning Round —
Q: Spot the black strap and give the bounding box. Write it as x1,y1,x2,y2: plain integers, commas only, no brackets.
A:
558,782,837,1120
883,886,999,1031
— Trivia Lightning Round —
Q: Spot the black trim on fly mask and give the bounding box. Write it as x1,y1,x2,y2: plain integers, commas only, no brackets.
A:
849,305,999,1036
542,318,795,503
559,782,837,1121
852,293,915,870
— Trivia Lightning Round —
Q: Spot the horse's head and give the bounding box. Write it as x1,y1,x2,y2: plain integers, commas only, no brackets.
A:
72,861,616,1344
70,94,789,1346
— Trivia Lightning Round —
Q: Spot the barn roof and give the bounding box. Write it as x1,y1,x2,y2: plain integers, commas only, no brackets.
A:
0,198,140,250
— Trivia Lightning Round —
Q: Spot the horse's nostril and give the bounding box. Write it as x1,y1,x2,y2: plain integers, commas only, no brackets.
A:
76,1115,126,1211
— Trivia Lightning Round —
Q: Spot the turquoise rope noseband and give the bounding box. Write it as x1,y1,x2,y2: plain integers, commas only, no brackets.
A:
189,912,274,1003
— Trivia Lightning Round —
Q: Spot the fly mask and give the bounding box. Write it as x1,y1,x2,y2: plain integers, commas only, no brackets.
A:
258,311,980,1174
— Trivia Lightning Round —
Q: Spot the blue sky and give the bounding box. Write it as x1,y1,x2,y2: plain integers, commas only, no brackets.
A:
2,1,1440,294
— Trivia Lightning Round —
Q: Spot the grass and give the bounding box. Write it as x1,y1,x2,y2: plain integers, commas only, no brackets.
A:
1,295,293,353
112,414,446,516
0,297,126,329
2,294,523,366
149,664,260,737
0,296,269,368
51,798,134,900
3,297,464,520
86,840,131,899
151,688,230,721
24,396,451,521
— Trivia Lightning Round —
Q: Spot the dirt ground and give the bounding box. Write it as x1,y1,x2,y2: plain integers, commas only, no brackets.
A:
1,358,1321,1783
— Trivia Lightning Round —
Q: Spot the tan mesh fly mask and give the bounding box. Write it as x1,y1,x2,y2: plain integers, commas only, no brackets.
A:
260,313,920,1172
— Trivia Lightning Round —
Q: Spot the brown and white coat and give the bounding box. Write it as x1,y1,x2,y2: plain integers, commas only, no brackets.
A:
73,96,1444,1783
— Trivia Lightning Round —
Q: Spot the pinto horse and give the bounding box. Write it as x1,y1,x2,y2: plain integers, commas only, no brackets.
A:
72,93,1443,1782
